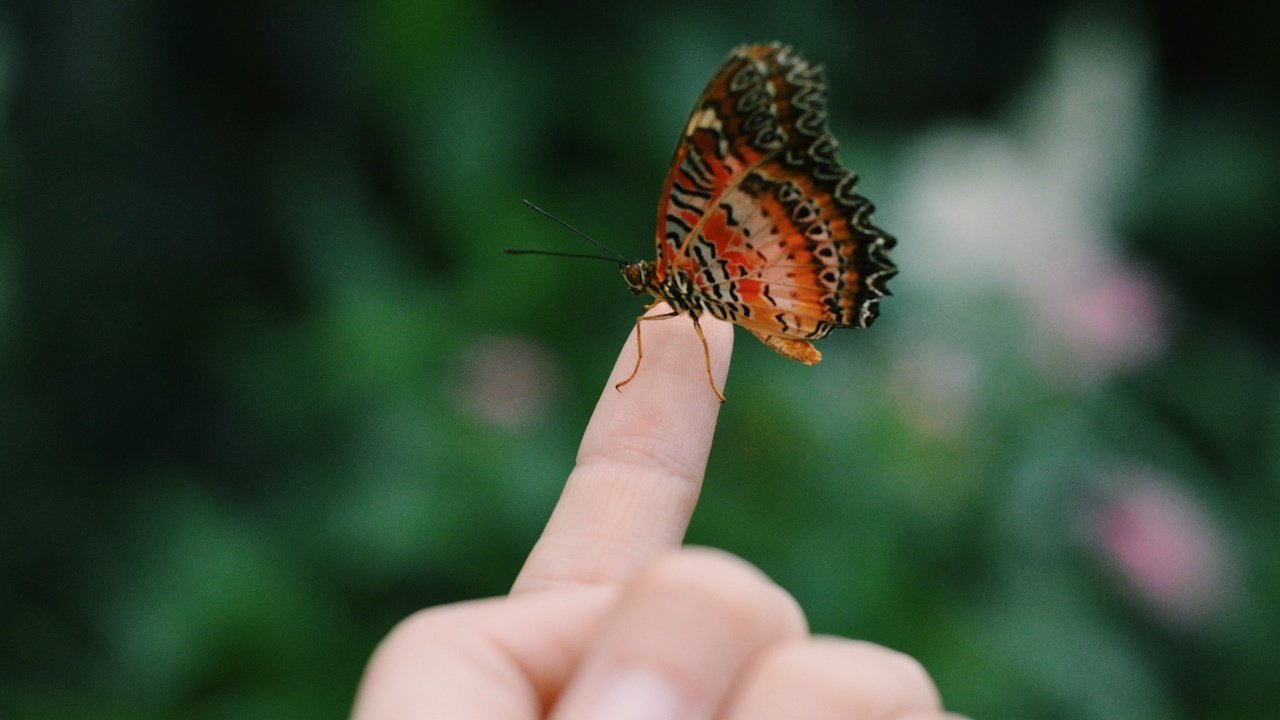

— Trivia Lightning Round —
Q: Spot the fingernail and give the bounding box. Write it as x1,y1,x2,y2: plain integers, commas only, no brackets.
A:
572,668,683,720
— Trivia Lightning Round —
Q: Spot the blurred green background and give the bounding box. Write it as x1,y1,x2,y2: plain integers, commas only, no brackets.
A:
3,0,1278,717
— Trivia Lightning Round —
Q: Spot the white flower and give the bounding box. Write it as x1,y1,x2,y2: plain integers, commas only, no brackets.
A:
890,14,1166,390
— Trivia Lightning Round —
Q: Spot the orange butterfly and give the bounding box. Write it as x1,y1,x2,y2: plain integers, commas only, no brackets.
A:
617,43,897,401
513,43,896,402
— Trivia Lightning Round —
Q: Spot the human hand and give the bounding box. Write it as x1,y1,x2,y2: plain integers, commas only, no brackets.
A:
352,304,958,719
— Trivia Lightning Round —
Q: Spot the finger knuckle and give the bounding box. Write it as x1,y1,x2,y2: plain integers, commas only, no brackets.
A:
760,638,941,711
877,646,936,697
373,605,465,660
638,548,806,635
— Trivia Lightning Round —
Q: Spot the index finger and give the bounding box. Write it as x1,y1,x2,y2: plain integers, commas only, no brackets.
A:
512,303,733,594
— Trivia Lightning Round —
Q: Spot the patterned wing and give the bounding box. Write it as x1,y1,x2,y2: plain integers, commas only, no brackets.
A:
653,43,896,360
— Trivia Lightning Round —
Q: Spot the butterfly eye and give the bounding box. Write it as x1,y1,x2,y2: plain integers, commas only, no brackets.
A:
621,262,652,295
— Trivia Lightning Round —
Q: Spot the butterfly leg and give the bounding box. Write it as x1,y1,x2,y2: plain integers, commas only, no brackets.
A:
615,310,680,394
690,317,727,403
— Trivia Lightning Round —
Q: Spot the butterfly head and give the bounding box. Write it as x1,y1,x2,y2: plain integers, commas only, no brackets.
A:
621,260,656,296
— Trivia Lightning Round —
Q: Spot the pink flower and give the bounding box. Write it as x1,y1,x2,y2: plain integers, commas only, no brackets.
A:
1030,261,1168,386
1088,470,1237,625
888,341,982,441
452,335,560,431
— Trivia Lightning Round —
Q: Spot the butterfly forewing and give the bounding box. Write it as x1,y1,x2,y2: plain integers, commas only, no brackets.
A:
652,42,897,357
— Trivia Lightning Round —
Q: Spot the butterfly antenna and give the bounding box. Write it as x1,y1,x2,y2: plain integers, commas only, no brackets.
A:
509,199,629,264
503,248,625,263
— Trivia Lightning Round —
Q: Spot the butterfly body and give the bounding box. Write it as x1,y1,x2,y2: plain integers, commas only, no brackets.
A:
616,42,897,401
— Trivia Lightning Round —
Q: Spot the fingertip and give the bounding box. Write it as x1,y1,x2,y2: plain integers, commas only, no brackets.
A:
513,305,734,593
584,303,732,474
629,302,734,387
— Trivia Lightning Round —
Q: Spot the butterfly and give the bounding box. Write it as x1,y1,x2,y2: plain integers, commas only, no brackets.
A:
616,42,897,402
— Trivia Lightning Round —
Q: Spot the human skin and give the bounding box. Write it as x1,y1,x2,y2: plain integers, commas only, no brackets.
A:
351,304,960,720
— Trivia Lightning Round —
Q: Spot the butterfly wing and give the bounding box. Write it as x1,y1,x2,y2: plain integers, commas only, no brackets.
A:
654,43,896,362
